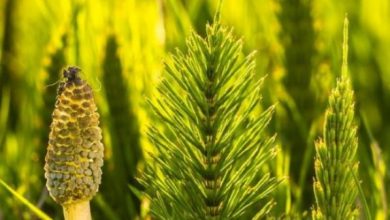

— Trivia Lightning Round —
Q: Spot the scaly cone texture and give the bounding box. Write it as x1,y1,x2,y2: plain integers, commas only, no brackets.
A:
45,67,104,205
40,33,68,165
143,11,280,220
312,18,360,219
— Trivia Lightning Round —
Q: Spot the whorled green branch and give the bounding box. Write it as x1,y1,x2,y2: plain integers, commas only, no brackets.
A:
312,17,360,220
141,11,280,220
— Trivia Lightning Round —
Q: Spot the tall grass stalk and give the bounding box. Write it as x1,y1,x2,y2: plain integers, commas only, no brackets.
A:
102,35,142,219
0,0,18,131
278,0,317,212
361,112,387,219
0,178,52,220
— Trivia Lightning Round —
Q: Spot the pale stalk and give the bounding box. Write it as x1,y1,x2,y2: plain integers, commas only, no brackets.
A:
63,201,92,220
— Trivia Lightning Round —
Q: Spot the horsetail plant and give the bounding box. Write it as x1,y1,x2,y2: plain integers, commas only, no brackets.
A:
45,67,104,220
142,9,280,219
312,18,360,219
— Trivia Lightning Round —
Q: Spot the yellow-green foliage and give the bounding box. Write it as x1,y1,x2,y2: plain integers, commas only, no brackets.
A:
101,35,142,219
0,0,390,219
142,13,280,219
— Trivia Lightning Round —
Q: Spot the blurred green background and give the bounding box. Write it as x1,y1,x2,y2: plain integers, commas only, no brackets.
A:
0,0,389,219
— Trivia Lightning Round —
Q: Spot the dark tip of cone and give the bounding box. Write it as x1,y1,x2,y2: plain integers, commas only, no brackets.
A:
63,66,81,82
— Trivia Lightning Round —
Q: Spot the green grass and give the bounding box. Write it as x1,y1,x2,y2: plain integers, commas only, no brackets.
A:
0,0,389,219
0,178,52,220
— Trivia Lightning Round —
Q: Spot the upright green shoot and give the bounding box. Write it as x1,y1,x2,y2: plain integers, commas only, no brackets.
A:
312,17,360,219
142,8,280,220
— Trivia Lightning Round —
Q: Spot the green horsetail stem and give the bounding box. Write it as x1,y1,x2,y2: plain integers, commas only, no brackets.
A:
142,7,280,219
45,67,104,219
312,18,360,219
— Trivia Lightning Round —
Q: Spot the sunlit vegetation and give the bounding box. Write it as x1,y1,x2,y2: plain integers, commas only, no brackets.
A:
0,0,389,219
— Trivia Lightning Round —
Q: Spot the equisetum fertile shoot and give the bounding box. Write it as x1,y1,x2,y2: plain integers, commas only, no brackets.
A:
142,11,280,220
44,67,104,220
312,18,360,219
